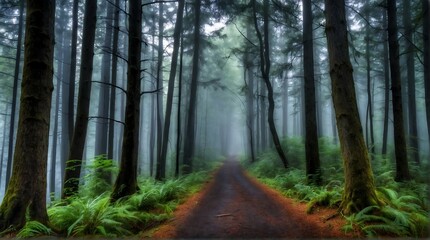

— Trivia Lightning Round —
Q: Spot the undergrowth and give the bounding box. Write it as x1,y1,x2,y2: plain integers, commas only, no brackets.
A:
245,137,430,238
17,157,212,238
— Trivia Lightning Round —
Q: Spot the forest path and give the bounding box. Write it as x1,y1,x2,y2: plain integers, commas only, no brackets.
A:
150,159,347,238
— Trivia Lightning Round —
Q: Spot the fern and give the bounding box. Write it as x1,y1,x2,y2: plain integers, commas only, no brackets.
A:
16,221,52,238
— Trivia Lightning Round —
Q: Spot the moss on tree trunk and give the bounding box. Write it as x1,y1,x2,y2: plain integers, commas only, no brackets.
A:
0,0,55,230
324,0,381,215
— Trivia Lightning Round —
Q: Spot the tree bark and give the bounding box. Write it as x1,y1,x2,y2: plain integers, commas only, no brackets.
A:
155,2,165,180
95,2,114,157
381,8,390,156
62,0,98,198
365,2,375,157
403,0,419,164
253,0,288,168
324,0,380,214
0,0,54,229
175,25,185,178
303,0,321,185
108,0,120,161
111,0,142,201
424,0,430,151
157,0,185,180
387,0,411,181
183,0,202,174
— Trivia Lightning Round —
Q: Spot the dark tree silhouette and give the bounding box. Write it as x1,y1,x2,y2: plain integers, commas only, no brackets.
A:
0,0,55,230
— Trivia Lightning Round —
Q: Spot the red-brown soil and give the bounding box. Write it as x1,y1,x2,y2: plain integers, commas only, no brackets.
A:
148,160,350,238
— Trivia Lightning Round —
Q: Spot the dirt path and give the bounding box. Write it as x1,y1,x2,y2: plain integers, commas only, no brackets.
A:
150,160,347,238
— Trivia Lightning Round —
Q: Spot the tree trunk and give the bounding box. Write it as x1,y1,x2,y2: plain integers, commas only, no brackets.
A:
245,40,256,163
382,8,390,156
303,0,321,185
365,3,375,156
0,0,54,229
108,0,120,161
157,0,185,180
95,2,114,157
155,2,165,180
5,0,24,189
176,26,185,178
62,0,98,198
424,0,430,151
68,0,78,144
111,0,142,201
387,0,411,181
403,0,419,164
282,72,288,137
253,0,288,168
183,0,202,175
324,0,380,215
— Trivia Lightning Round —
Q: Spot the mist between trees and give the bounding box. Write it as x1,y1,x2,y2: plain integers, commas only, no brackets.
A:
0,0,428,235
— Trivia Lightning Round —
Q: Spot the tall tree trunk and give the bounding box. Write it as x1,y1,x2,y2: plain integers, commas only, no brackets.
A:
253,0,288,168
95,2,114,157
260,80,267,149
365,3,375,156
63,0,98,198
111,0,142,201
325,0,380,214
245,50,256,163
424,0,430,151
303,0,321,185
175,26,185,178
108,0,120,161
68,0,78,145
155,2,165,179
282,72,288,137
183,0,202,174
403,0,419,164
5,0,24,189
157,0,185,180
387,0,411,181
382,8,390,156
0,0,54,229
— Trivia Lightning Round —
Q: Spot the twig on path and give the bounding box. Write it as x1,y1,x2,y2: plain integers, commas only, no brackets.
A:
215,214,233,218
322,212,339,222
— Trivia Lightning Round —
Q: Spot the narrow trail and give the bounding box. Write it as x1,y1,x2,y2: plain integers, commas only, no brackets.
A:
151,160,347,238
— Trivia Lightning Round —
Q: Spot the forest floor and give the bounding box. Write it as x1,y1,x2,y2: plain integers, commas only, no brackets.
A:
145,159,350,238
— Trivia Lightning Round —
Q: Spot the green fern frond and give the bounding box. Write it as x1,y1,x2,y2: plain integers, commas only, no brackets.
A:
16,221,52,238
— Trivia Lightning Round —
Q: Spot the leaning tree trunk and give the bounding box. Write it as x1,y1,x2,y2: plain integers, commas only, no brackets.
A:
252,0,288,168
303,0,321,185
324,0,381,215
62,0,98,198
0,0,55,230
157,0,185,180
387,0,411,181
111,0,142,201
